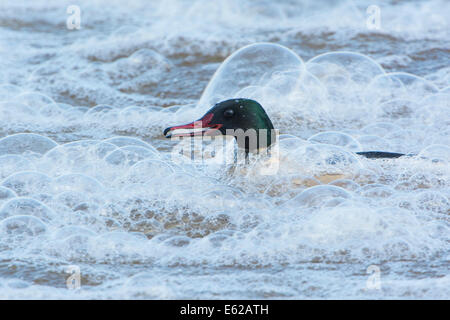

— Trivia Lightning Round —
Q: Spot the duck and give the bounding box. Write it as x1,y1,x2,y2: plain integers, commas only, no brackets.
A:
163,98,405,159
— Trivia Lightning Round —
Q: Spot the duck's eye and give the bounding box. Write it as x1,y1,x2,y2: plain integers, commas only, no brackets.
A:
223,109,234,118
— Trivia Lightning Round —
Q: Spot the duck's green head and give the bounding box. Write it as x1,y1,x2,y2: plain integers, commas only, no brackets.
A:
164,99,275,152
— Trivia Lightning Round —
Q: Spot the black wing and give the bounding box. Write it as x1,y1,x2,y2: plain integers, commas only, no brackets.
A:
356,151,405,159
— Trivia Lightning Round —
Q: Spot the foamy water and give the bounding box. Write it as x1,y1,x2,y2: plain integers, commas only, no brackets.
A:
0,0,449,299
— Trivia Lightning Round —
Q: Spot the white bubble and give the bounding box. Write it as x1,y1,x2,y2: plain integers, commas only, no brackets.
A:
42,140,118,176
104,136,157,152
264,174,320,200
307,51,385,85
329,179,360,192
0,215,47,237
0,133,57,155
285,185,352,209
15,91,57,109
105,146,160,167
198,42,304,113
415,93,450,130
277,137,309,151
364,72,439,106
0,197,55,222
418,144,450,164
308,131,361,151
0,101,37,120
2,171,52,197
54,191,92,210
377,99,419,119
0,155,35,180
84,104,118,121
52,174,105,194
0,186,17,201
279,143,363,180
357,135,391,151
122,159,175,184
360,184,395,198
361,122,402,137
39,103,66,118
0,83,22,101
53,225,96,240
163,235,191,247
414,191,449,215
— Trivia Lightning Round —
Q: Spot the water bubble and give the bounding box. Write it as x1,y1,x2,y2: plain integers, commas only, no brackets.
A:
5,279,31,289
85,104,118,122
406,172,445,190
163,235,191,247
0,101,37,121
307,51,385,85
418,144,450,164
306,52,385,119
123,272,174,299
112,25,140,36
53,226,96,240
132,48,171,69
285,185,352,209
264,174,320,200
0,155,35,180
357,135,391,151
198,43,304,113
15,91,57,109
377,99,419,120
364,72,439,106
52,174,104,194
201,188,242,211
122,159,175,184
360,184,395,198
63,106,89,121
279,134,299,140
105,146,159,167
414,191,449,215
277,137,308,151
0,83,22,101
90,231,148,260
2,171,52,197
361,122,402,137
0,215,47,237
279,144,362,182
39,103,66,118
415,93,450,130
235,85,281,105
28,62,64,82
0,133,57,155
0,197,55,222
54,191,92,210
329,179,360,192
104,136,157,152
42,140,118,176
0,186,17,201
385,129,427,153
118,106,151,123
110,49,172,93
308,131,361,151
